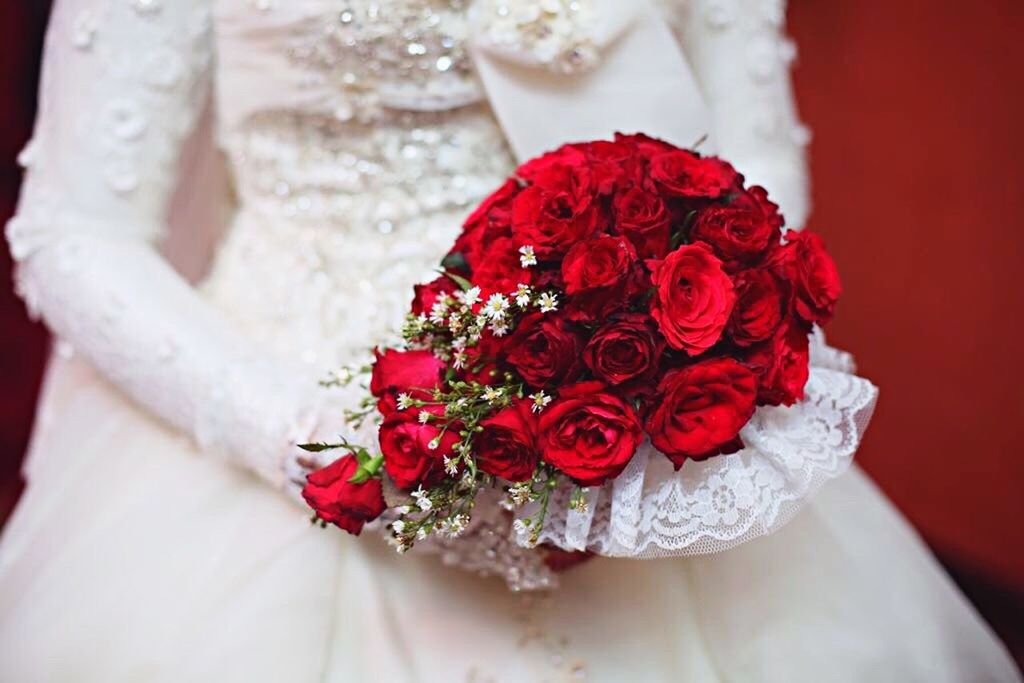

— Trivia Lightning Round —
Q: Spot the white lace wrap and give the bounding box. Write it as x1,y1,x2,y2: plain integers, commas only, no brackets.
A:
518,331,878,557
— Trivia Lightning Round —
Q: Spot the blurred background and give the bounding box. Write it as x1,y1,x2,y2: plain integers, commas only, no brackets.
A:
0,0,1021,663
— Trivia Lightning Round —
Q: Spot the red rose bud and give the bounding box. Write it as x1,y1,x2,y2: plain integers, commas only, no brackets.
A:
613,186,671,259
302,454,386,535
648,243,736,356
476,400,540,483
744,320,811,407
539,381,644,487
369,348,446,417
645,358,758,468
583,313,664,388
727,269,786,347
649,150,740,199
505,312,584,388
379,407,460,491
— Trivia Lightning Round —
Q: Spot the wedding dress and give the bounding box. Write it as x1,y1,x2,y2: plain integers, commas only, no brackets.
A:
0,0,1019,681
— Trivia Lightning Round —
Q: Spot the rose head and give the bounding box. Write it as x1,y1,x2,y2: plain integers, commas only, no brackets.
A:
504,312,583,388
302,454,386,535
453,178,519,272
613,186,671,259
410,275,457,318
369,348,446,417
744,320,810,407
690,188,782,270
583,313,664,389
648,243,736,356
728,268,786,347
649,150,740,199
776,230,842,325
476,399,540,483
511,157,603,259
561,235,641,320
645,358,758,468
538,381,644,486
379,407,460,490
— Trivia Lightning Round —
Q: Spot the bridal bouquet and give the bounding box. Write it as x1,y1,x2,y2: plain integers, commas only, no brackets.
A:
301,133,842,555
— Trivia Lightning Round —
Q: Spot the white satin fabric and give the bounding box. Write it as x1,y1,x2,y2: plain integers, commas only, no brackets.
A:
0,0,1020,680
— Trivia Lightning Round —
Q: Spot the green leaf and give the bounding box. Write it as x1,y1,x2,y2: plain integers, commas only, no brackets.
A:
440,251,468,272
442,270,474,291
298,442,342,453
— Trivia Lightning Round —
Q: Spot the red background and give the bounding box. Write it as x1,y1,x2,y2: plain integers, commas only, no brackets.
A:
1,0,1021,657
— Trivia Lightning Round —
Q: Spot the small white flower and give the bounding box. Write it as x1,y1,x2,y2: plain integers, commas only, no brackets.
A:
417,411,431,424
447,514,468,537
537,291,559,313
448,316,464,334
519,245,537,268
460,286,482,306
397,505,412,515
452,350,467,369
508,483,533,506
418,496,433,512
482,293,510,321
391,520,406,534
444,455,459,476
529,391,553,413
512,518,531,535
429,300,449,325
514,283,532,308
489,321,509,337
416,526,430,540
482,385,504,404
396,392,414,410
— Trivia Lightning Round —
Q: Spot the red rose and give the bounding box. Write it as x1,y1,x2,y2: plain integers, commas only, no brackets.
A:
369,348,446,417
511,159,602,258
614,132,676,159
458,332,504,386
476,400,539,482
302,454,386,535
690,190,782,270
744,320,810,407
648,243,736,356
613,187,671,259
505,312,583,387
776,230,842,324
452,179,519,271
578,139,640,193
410,275,457,317
649,150,739,199
583,313,664,388
539,381,644,486
645,358,758,468
561,235,639,320
379,408,460,490
727,269,785,347
470,236,534,294
515,145,588,188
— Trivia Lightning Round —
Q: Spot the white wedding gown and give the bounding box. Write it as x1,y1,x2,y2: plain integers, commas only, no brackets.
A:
0,1,1019,681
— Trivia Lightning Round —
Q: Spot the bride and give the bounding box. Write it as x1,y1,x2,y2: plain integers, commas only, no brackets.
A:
0,0,1019,680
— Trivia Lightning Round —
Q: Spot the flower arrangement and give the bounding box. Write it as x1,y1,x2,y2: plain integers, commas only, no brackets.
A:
301,133,842,554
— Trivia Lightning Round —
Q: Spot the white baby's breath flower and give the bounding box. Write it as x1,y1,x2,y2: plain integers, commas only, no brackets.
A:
460,286,482,306
447,514,468,537
482,385,504,404
429,300,449,325
418,411,431,424
452,350,467,369
508,483,533,506
537,291,559,312
396,392,415,410
514,283,532,308
444,455,459,476
512,518,531,535
418,496,433,512
397,505,412,515
416,526,430,540
391,520,406,534
529,391,553,413
489,321,509,337
483,293,510,320
519,245,537,268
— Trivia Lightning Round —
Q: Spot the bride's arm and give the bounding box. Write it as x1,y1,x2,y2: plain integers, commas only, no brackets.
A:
7,0,326,493
672,0,811,228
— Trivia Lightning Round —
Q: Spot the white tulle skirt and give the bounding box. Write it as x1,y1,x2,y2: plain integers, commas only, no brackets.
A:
0,355,1018,682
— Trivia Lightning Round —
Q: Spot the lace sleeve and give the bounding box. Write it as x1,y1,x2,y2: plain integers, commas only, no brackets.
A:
6,0,324,491
668,0,811,228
